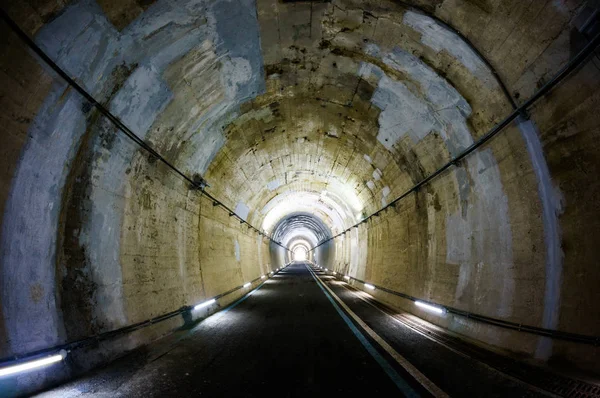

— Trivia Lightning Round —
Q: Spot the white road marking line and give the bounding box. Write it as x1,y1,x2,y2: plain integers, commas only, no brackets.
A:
310,267,449,398
330,281,561,398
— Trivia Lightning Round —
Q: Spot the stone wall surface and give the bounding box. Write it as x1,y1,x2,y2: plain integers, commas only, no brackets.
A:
0,0,272,393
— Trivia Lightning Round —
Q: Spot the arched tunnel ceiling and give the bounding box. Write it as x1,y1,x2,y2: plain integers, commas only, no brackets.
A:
5,0,513,248
272,212,332,247
174,0,513,239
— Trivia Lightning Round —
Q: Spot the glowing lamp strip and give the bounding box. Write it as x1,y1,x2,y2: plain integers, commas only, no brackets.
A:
194,298,216,311
243,282,251,288
0,351,66,377
364,284,376,290
415,301,445,315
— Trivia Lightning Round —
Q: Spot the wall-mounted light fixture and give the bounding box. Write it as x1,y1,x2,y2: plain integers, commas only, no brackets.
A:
194,298,216,310
415,301,445,315
0,350,67,377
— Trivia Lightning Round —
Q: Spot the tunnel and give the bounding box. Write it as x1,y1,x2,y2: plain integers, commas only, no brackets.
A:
1,0,600,396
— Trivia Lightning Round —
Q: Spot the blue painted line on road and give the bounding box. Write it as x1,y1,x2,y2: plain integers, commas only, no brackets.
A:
306,265,419,397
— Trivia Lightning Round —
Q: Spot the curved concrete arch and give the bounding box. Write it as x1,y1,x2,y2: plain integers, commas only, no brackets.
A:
1,0,599,394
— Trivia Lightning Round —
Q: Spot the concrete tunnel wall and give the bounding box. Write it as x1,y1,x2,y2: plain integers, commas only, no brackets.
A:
0,0,599,393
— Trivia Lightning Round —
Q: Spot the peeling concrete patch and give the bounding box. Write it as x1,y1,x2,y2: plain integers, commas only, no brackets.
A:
446,150,514,321
185,102,232,175
372,74,435,149
212,0,265,102
172,0,266,175
36,0,119,94
221,57,253,100
373,168,382,180
364,47,473,158
0,86,84,354
403,11,494,87
80,61,173,331
109,65,172,138
235,201,250,221
267,179,281,191
326,128,339,138
517,117,564,359
381,185,390,206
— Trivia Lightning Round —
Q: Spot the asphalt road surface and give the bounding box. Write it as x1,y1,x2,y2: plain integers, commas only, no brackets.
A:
36,263,558,397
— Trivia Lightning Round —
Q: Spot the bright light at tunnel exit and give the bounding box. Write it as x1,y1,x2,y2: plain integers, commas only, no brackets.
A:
292,246,308,261
0,350,67,377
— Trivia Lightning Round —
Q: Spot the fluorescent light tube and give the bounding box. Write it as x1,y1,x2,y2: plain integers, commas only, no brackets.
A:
415,301,444,314
0,351,67,377
194,298,216,310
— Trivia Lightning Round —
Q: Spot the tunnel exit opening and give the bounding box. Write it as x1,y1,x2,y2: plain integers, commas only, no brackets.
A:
292,246,308,261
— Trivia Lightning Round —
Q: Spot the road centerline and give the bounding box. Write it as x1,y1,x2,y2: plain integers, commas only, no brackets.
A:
306,264,448,398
